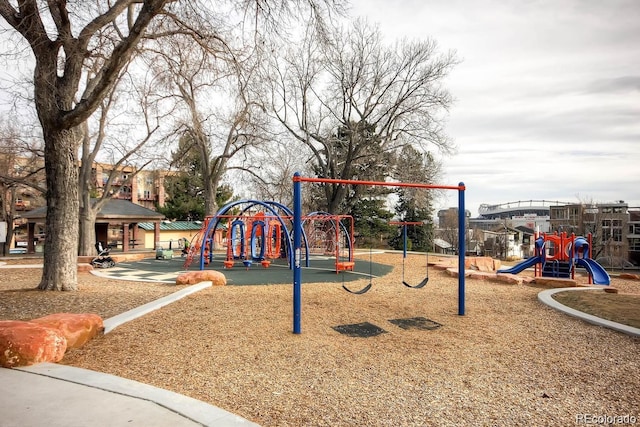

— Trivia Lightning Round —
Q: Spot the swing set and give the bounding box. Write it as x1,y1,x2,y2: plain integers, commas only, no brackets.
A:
292,174,467,334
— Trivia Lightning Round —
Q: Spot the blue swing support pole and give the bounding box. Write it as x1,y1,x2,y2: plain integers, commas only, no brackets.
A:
458,182,466,316
293,174,303,334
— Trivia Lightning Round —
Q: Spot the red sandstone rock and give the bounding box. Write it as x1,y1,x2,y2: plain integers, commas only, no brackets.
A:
176,270,226,286
445,268,473,278
465,257,496,272
532,277,577,288
619,273,640,280
468,271,495,281
0,320,67,367
31,313,104,349
494,274,523,285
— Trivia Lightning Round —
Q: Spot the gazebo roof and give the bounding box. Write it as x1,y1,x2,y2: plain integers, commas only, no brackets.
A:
21,199,165,223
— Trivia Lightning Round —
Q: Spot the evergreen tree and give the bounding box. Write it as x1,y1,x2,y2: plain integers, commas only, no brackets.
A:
390,145,439,251
389,194,433,251
158,135,234,220
349,197,394,248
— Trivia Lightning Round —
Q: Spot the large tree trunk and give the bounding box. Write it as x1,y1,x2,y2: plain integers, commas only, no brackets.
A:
79,201,98,257
38,129,80,291
203,182,218,218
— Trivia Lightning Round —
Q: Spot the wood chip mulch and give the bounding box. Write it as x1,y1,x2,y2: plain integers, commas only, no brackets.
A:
1,255,638,426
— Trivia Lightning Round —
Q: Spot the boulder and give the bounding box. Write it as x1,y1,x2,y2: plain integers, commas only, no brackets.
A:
0,320,67,368
176,270,226,286
31,313,104,349
494,274,523,285
532,277,577,288
468,271,496,281
465,257,497,272
445,268,472,278
619,273,640,280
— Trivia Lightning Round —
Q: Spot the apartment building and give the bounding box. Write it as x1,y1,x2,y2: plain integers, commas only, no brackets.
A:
91,163,167,210
548,201,633,266
628,209,640,266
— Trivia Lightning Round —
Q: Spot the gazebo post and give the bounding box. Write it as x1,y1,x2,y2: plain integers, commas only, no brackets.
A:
122,222,130,252
27,222,36,254
154,221,161,249
131,223,139,248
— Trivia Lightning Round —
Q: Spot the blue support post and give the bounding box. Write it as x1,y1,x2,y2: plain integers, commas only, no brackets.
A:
403,224,408,258
458,182,466,315
293,173,302,334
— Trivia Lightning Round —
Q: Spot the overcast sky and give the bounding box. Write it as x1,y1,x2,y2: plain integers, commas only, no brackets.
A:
350,0,640,216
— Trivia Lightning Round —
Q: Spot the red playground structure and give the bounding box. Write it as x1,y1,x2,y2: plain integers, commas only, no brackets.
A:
498,231,610,285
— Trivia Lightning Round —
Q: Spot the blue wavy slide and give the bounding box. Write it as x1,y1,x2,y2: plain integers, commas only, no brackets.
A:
497,256,542,274
575,258,611,285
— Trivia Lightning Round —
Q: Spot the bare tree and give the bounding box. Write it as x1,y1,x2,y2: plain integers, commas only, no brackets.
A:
268,19,457,213
0,1,175,290
0,116,46,252
438,209,460,254
148,35,273,216
243,137,312,206
77,67,167,256
0,0,339,290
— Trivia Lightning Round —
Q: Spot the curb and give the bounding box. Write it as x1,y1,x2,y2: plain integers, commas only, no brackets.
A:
103,281,212,333
538,287,640,337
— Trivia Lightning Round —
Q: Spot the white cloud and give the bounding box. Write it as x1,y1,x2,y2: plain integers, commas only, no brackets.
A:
351,0,640,215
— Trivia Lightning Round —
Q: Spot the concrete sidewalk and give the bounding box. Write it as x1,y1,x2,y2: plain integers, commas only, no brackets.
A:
0,275,259,427
0,363,258,427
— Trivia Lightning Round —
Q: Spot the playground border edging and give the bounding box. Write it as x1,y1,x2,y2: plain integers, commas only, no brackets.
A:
537,287,640,337
103,281,212,333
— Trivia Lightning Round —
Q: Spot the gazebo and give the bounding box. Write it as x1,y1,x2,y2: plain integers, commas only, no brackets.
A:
20,199,165,254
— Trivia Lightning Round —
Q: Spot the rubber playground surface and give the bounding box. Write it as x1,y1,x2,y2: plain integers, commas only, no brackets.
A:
96,254,393,285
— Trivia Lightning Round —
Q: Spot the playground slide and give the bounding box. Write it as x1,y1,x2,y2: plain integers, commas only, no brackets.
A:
575,258,611,285
497,256,542,275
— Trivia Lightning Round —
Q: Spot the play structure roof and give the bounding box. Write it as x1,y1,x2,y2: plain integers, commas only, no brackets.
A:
138,221,226,232
20,199,164,223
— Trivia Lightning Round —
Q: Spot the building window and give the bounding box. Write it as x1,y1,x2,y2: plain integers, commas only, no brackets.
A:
569,207,579,220
612,228,622,242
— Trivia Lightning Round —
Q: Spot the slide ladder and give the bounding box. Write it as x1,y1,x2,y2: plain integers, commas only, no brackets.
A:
183,217,212,270
542,260,572,279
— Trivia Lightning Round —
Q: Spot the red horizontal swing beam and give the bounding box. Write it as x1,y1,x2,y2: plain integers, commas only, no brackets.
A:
389,221,424,226
294,176,465,192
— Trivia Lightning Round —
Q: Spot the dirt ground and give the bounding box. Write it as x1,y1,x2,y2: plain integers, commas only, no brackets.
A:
1,255,638,426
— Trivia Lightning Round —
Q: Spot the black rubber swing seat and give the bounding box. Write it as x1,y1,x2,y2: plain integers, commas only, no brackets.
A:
402,277,429,289
342,283,372,294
